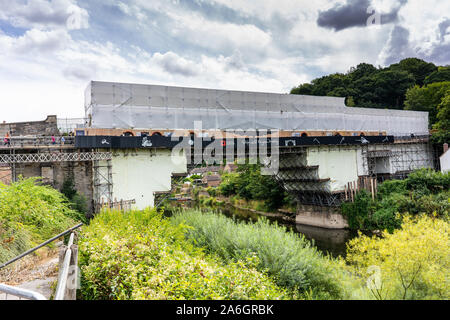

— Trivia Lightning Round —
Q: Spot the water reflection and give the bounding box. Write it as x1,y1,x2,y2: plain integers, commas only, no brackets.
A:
216,203,357,258
168,202,358,258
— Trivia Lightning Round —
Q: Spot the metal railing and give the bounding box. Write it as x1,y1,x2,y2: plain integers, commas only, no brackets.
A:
0,223,83,300
0,136,75,148
0,283,47,300
54,232,78,300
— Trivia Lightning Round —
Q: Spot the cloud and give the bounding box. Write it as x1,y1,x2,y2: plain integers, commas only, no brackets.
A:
317,0,406,31
151,51,199,77
0,0,88,30
11,28,70,54
0,0,449,123
378,25,412,65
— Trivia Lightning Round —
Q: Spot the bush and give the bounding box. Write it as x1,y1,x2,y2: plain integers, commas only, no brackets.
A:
171,209,359,299
377,179,407,198
218,165,286,210
341,190,377,230
346,215,450,300
342,169,450,231
61,176,89,222
79,208,291,300
0,178,81,263
406,168,450,194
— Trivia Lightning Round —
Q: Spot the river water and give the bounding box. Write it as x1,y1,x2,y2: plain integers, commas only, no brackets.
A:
173,202,358,258
217,204,358,258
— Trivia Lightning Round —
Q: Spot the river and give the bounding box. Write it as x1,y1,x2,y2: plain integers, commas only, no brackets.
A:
170,201,358,258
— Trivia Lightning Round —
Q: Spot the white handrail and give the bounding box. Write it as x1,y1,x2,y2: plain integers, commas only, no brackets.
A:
0,283,47,300
54,233,75,300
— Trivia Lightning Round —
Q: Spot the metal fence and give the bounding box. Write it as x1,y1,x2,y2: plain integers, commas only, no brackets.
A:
0,224,82,300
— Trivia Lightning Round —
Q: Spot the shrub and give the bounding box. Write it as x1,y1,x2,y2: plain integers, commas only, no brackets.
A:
79,208,291,300
342,169,450,231
346,215,450,300
218,165,286,210
0,178,81,263
377,179,407,198
341,190,376,230
406,168,450,194
171,209,359,299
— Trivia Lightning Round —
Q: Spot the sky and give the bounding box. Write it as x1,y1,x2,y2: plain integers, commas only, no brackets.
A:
0,0,449,122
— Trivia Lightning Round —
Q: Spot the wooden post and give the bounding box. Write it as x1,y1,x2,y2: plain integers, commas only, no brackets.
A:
58,245,67,275
350,182,354,202
56,245,68,300
345,185,348,201
370,178,375,201
66,245,78,300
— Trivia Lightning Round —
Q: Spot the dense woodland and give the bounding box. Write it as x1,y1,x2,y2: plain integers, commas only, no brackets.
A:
290,58,450,144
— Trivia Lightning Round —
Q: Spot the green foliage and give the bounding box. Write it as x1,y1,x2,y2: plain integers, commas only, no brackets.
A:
79,208,291,300
61,176,77,200
377,179,407,198
290,58,436,110
390,58,437,86
0,178,81,263
206,187,217,197
289,58,450,129
404,81,450,127
424,66,450,85
434,91,450,132
346,215,449,300
405,168,450,194
171,209,360,299
183,174,202,183
61,176,88,220
342,169,450,231
218,164,286,210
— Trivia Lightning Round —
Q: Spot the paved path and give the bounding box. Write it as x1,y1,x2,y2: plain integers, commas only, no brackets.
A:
0,256,59,300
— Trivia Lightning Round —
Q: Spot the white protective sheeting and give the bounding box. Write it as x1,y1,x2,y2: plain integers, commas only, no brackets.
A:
85,81,429,136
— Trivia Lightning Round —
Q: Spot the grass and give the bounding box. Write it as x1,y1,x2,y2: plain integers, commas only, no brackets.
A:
171,209,363,299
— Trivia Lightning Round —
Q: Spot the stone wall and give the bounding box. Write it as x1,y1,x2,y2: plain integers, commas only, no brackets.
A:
296,204,348,229
0,165,11,185
0,115,59,137
13,160,94,214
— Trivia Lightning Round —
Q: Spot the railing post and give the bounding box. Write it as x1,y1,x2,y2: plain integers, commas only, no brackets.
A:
66,244,78,300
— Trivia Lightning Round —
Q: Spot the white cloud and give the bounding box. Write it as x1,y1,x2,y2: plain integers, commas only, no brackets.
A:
0,0,89,30
12,28,70,54
0,0,449,123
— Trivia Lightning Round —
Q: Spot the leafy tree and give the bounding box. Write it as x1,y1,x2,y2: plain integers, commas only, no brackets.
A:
404,81,450,127
390,58,437,86
341,169,450,231
218,164,286,210
435,91,450,132
347,63,378,81
61,175,88,217
61,176,77,200
424,66,450,85
346,215,449,300
371,69,415,109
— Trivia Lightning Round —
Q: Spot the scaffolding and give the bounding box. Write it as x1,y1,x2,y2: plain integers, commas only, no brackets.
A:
270,147,344,206
0,152,112,164
361,139,434,179
85,81,429,136
93,159,113,207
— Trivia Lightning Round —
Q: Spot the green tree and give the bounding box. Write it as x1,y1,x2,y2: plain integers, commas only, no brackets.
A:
390,58,437,86
346,215,449,300
424,66,450,85
404,81,450,127
371,69,415,109
434,91,450,132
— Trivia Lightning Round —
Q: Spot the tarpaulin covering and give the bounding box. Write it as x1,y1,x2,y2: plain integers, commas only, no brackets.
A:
85,81,429,136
